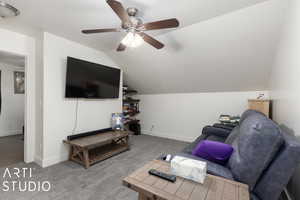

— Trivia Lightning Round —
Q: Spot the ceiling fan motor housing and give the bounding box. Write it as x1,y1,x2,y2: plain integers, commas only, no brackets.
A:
122,7,143,30
122,8,142,29
127,7,138,16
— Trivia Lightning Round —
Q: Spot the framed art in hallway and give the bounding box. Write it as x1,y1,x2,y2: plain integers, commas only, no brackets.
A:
14,71,25,94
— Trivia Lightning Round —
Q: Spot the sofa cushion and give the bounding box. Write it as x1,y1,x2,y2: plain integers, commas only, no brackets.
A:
192,140,233,165
176,152,234,180
227,113,283,190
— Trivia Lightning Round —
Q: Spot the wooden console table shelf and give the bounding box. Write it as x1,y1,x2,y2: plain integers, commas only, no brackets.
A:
64,130,131,168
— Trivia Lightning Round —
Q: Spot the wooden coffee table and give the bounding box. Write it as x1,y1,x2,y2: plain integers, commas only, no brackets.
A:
64,130,131,168
123,160,249,200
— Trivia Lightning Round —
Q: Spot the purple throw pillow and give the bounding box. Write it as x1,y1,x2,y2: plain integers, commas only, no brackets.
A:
192,140,234,165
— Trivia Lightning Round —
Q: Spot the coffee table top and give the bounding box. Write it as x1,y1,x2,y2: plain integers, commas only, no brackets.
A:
64,130,130,149
123,160,249,200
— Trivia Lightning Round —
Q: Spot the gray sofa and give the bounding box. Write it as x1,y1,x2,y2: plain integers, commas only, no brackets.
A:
177,110,300,200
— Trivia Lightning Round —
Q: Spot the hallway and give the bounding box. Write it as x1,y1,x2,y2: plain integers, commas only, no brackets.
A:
0,134,24,167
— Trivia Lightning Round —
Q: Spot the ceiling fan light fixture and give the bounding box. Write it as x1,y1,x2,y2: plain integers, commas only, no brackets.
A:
121,32,134,46
0,1,20,18
82,0,179,51
131,33,144,47
121,31,143,48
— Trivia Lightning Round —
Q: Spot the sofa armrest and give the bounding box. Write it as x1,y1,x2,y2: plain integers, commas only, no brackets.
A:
253,131,300,200
202,126,232,138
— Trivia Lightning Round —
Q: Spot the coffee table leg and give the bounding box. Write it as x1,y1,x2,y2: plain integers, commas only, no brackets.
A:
83,149,90,169
138,193,150,200
69,145,73,160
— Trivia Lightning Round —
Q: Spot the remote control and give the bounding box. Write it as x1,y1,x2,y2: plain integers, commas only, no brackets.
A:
148,169,176,182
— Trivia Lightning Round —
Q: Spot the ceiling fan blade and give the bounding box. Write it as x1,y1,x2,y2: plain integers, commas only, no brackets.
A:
117,43,126,51
106,0,132,26
138,18,179,31
138,32,164,49
82,28,120,34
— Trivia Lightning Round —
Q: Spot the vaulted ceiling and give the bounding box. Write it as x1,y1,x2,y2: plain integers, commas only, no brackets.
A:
2,0,270,51
108,0,287,94
0,0,287,94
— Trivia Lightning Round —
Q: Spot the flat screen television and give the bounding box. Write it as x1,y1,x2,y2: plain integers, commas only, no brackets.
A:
65,57,120,99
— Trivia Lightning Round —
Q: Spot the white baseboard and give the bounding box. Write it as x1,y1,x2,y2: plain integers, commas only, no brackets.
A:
0,130,23,137
34,155,43,167
41,153,68,168
142,130,194,142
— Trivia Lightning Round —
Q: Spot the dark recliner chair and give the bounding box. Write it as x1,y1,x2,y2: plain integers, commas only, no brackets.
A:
177,110,300,200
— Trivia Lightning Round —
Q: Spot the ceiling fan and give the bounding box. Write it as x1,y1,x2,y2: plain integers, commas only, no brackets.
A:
82,0,180,51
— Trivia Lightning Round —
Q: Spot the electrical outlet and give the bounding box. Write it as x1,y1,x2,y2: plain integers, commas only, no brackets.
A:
150,125,154,131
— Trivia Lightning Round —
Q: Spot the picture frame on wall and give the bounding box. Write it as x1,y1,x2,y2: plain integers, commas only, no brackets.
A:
14,71,25,94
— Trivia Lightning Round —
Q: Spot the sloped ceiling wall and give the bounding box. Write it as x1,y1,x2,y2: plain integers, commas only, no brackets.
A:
108,0,287,94
0,0,269,51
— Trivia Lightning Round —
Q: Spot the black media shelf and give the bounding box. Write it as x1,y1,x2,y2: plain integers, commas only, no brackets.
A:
123,86,141,135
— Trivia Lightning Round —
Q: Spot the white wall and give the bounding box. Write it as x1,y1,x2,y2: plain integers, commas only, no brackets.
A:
0,63,24,137
138,91,269,142
34,33,44,165
42,32,122,167
0,28,36,163
269,0,300,199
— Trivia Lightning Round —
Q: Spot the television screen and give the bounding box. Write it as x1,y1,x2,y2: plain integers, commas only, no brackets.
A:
65,57,120,99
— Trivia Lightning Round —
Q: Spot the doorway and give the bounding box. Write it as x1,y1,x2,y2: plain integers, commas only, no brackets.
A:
0,51,25,167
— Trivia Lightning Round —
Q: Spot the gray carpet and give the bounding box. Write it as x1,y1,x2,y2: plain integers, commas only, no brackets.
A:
0,134,24,168
0,135,188,200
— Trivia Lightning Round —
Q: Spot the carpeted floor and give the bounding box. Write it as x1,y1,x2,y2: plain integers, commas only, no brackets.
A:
0,134,24,168
0,135,188,200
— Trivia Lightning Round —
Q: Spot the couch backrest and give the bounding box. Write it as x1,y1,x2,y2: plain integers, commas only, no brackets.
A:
227,112,283,190
239,109,265,124
253,130,300,200
225,110,265,145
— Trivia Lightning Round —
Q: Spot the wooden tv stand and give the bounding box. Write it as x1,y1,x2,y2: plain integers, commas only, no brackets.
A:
63,130,131,168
